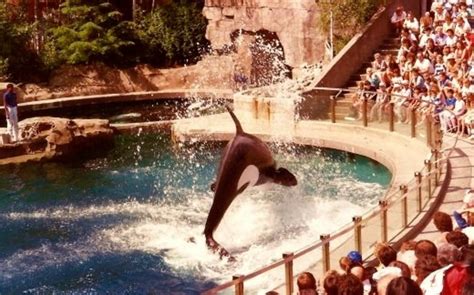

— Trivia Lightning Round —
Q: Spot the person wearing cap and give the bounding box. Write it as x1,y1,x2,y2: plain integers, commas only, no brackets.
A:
3,83,19,142
347,250,363,265
391,6,406,33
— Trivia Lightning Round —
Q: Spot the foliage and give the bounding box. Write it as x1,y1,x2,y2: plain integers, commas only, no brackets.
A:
138,0,209,65
45,0,141,67
0,3,43,81
318,0,383,54
0,0,209,81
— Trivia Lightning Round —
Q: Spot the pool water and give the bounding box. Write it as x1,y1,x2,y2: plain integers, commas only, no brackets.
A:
0,134,391,294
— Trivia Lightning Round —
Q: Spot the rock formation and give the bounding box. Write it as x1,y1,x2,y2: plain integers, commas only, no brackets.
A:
203,0,324,70
0,117,114,164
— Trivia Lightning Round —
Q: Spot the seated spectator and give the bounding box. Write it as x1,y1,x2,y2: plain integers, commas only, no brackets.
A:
404,11,420,34
454,16,471,37
398,240,417,273
443,15,456,35
415,240,438,259
414,51,435,74
437,243,461,266
347,250,363,266
391,6,407,33
415,255,441,284
377,274,400,295
337,273,364,295
389,260,412,278
322,270,340,295
339,256,354,274
433,211,454,245
376,243,398,267
372,52,386,72
421,244,474,294
420,11,433,32
446,230,470,248
386,276,422,295
370,82,390,122
297,272,317,295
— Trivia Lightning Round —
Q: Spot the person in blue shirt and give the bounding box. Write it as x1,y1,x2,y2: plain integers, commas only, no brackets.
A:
3,83,19,142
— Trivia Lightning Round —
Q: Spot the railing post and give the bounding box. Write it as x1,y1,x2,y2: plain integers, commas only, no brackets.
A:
379,200,388,243
389,102,395,132
233,275,244,295
433,149,439,186
320,234,331,273
330,95,336,123
282,253,294,295
410,108,416,138
415,172,422,212
400,185,408,228
362,98,368,127
426,115,432,147
352,216,362,254
425,159,432,198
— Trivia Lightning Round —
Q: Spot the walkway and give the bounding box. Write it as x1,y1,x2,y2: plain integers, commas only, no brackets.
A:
0,89,233,113
416,135,474,240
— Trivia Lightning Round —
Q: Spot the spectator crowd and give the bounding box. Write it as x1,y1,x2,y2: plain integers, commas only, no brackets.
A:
351,1,474,140
290,189,474,295
285,2,474,294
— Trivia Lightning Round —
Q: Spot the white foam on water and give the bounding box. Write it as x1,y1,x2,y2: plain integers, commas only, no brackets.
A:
1,177,384,292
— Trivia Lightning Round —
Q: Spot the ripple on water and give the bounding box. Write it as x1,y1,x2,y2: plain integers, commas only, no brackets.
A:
0,133,391,293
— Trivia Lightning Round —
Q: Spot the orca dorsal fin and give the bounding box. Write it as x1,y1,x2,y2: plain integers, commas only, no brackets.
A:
226,105,244,134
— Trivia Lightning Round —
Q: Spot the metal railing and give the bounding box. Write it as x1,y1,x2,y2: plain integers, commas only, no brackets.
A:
204,87,456,295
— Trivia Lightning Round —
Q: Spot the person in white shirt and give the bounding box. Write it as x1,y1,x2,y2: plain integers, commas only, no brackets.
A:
445,28,458,46
404,11,419,33
434,4,448,26
454,16,471,37
442,15,456,34
391,6,406,33
414,52,434,74
419,27,435,48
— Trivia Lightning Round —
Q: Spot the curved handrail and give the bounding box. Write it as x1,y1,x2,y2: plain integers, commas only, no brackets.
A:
204,86,459,294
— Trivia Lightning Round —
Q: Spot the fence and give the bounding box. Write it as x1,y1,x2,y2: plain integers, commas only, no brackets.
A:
203,87,451,294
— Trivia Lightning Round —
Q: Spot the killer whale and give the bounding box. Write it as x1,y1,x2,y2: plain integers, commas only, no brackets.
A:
204,106,297,259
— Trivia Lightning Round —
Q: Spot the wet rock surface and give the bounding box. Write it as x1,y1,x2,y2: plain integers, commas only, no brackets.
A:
0,117,114,164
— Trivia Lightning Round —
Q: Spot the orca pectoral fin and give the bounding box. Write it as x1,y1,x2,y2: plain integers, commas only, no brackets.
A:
236,182,250,195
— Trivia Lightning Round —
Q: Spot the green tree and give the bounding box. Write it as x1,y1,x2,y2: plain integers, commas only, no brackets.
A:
45,0,141,67
139,0,209,65
318,0,383,53
0,3,43,81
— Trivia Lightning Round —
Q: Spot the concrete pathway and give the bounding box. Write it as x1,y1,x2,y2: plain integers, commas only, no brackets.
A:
416,135,474,240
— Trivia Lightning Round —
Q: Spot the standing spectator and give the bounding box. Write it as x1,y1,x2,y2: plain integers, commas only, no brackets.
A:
3,83,19,142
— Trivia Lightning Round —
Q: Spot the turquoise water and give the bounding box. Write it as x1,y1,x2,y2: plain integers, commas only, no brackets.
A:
0,134,390,294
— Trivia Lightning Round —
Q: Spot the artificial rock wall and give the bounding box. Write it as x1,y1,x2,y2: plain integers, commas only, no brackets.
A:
203,0,324,69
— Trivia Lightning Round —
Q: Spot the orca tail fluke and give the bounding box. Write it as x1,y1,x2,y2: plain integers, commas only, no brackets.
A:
226,105,244,134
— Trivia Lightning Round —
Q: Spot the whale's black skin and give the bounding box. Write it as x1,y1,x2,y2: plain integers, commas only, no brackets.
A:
204,106,297,259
